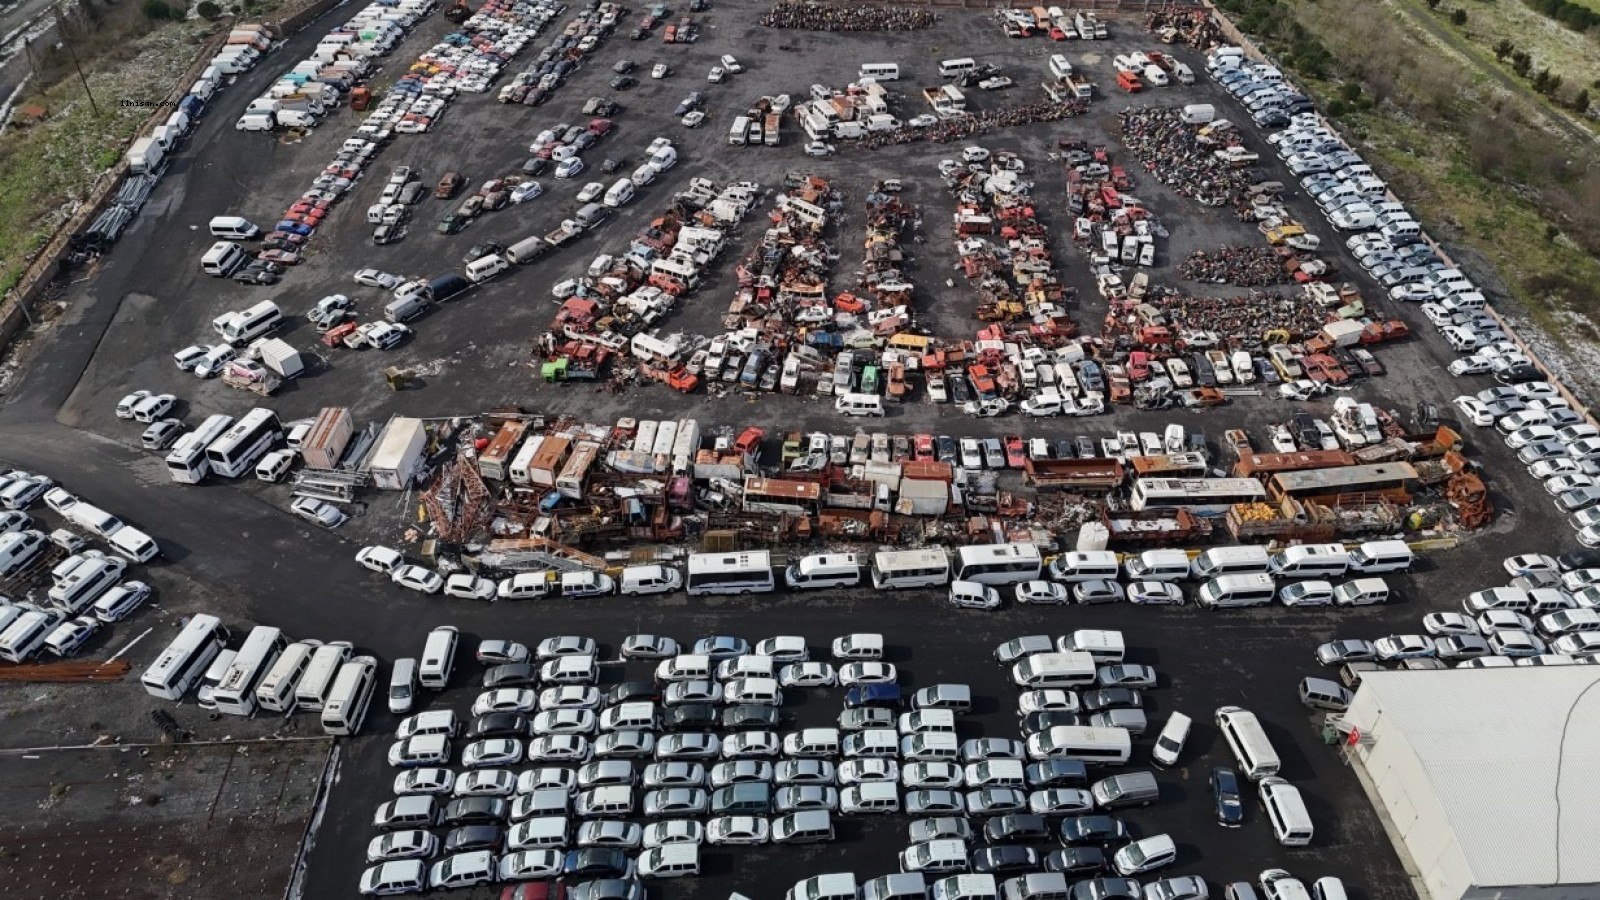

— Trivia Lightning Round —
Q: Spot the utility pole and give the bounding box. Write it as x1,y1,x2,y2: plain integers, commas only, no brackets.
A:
54,9,99,116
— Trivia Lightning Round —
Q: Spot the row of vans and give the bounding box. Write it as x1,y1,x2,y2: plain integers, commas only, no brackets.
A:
1198,574,1390,609
1055,540,1413,584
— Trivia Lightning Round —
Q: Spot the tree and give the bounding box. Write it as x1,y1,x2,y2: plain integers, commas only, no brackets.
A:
1512,51,1532,78
1494,39,1514,60
1425,0,1440,8
1451,8,1467,25
1575,89,1591,114
197,0,222,17
141,0,178,19
1533,69,1551,93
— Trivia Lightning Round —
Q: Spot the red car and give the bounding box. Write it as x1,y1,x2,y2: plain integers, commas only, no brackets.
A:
1003,435,1026,469
322,321,359,347
913,434,935,462
262,231,307,250
258,248,301,265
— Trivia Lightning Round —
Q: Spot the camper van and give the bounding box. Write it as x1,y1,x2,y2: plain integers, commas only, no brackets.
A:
201,241,246,276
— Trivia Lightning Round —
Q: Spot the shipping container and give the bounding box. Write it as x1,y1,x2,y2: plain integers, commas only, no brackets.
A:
367,417,426,490
528,436,572,488
301,407,354,470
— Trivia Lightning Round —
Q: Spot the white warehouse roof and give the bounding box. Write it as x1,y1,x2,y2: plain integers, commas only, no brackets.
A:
1344,668,1600,895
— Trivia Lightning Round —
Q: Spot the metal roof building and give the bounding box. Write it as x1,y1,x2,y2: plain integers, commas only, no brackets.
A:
1342,668,1600,900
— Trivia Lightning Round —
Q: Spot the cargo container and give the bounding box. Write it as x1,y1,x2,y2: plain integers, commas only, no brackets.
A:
478,420,529,482
527,436,572,488
367,417,426,490
301,407,354,470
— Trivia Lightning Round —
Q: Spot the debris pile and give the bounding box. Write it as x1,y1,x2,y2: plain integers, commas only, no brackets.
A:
759,2,936,31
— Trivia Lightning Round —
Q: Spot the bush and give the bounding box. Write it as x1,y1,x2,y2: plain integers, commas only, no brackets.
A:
1450,8,1467,25
141,0,179,19
197,1,223,18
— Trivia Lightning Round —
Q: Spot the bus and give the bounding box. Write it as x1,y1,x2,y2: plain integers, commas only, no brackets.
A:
165,414,235,484
870,549,952,590
953,543,1042,585
1129,478,1268,514
685,551,775,596
858,62,900,82
142,614,230,701
321,655,378,736
1266,463,1419,504
205,408,283,479
1215,705,1281,780
211,625,288,717
295,642,354,711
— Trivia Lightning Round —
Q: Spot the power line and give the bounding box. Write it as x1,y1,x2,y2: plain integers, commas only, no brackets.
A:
1551,674,1600,883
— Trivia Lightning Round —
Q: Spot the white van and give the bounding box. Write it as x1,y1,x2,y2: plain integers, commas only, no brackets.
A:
619,564,682,596
65,503,124,539
1058,629,1125,664
465,253,510,283
1197,574,1277,609
0,609,64,662
840,781,900,814
656,654,712,682
201,241,246,276
603,178,636,207
1123,549,1190,582
902,839,969,874
541,654,598,684
1269,544,1350,578
1259,777,1314,845
938,57,978,78
213,301,283,346
785,553,862,589
1191,545,1271,579
774,810,835,844
1346,539,1413,573
639,844,700,879
729,115,752,146
209,216,260,240
1333,577,1389,606
1010,651,1097,688
1049,550,1119,583
418,626,459,689
859,62,900,82
835,392,885,417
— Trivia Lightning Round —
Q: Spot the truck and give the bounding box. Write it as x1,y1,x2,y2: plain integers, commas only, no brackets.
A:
546,219,585,246
1100,507,1207,546
1022,457,1124,493
126,138,166,176
1224,496,1337,542
764,113,781,146
221,361,283,395
1063,74,1093,99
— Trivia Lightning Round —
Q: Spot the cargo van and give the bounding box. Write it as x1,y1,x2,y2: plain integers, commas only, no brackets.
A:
1259,776,1313,845
65,502,124,539
656,653,711,682
931,874,998,900
1089,771,1159,809
1058,629,1125,664
209,216,260,240
1346,539,1413,573
418,625,458,689
1332,578,1389,607
201,241,246,276
1011,651,1097,688
1269,544,1350,578
1297,677,1352,711
576,785,634,817
1197,574,1277,609
464,253,509,283
1001,874,1069,900
384,293,430,323
213,301,282,346
785,553,862,589
790,874,860,900
840,781,900,814
774,809,835,843
902,839,968,874
505,235,552,265
901,733,960,762
1538,608,1600,638
1191,545,1271,579
864,873,927,900
910,683,972,714
1049,550,1119,583
619,564,683,596
835,392,885,417
374,795,438,831
1123,549,1190,582
542,654,598,684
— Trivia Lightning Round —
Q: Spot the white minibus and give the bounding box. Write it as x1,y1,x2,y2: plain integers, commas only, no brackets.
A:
954,543,1042,585
1215,705,1281,780
211,625,288,716
322,655,378,735
686,551,775,596
255,640,320,713
296,642,353,711
870,549,951,589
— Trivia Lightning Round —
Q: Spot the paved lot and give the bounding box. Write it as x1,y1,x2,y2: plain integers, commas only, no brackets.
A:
0,741,329,899
0,4,1578,900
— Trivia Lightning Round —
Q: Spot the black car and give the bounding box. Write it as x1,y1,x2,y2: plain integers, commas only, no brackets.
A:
469,712,529,739
1021,711,1082,736
232,263,282,285
1289,413,1319,449
485,663,538,688
564,848,631,879
1059,815,1130,845
936,435,958,464
948,374,972,405
444,824,504,854
522,157,552,176
721,704,780,730
582,96,605,114
1027,760,1088,789
1053,439,1074,460
688,0,705,9
612,59,634,74
1081,689,1142,712
983,814,1050,843
463,241,506,265
595,99,619,116
437,214,468,235
606,680,659,705
442,796,509,826
1496,363,1542,384
630,26,646,39
571,879,645,900
1210,766,1244,827
1045,846,1107,876
663,703,717,731
1559,549,1600,571
971,845,1039,875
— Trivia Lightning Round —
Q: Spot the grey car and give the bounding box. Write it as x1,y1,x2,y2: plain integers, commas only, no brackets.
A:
643,787,709,817
774,785,838,813
1315,639,1376,666
909,816,974,843
643,762,706,789
775,759,836,786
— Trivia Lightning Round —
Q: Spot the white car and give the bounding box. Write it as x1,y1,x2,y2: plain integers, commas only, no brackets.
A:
541,686,600,710
681,110,706,128
1453,395,1495,427
1373,634,1436,661
291,497,347,528
1488,630,1547,657
707,65,726,82
961,146,991,163
356,546,404,574
643,820,701,849
444,574,497,601
1019,690,1078,715
1015,581,1070,605
115,390,151,418
1503,553,1560,576
1448,356,1493,377
907,114,938,128
839,662,897,685
651,63,669,79
93,580,152,623
391,565,444,594
1422,612,1479,636
1477,610,1534,633
532,709,597,735
779,662,837,688
510,181,544,203
172,344,211,370
555,157,585,178
1127,582,1185,605
44,616,101,656
706,815,769,845
474,689,538,716
803,141,835,157
577,181,606,203
1547,475,1598,496
354,268,403,290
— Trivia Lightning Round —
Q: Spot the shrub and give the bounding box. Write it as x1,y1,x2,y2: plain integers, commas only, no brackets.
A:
197,1,223,18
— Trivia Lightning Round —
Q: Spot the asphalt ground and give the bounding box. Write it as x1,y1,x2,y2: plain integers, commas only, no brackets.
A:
0,3,1575,900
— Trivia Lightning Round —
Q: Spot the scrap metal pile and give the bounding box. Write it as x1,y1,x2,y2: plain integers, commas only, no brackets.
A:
1118,107,1259,208
727,173,842,329
943,150,1075,330
1178,246,1296,287
1145,6,1223,48
759,2,937,31
859,100,1089,150
1104,285,1331,351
